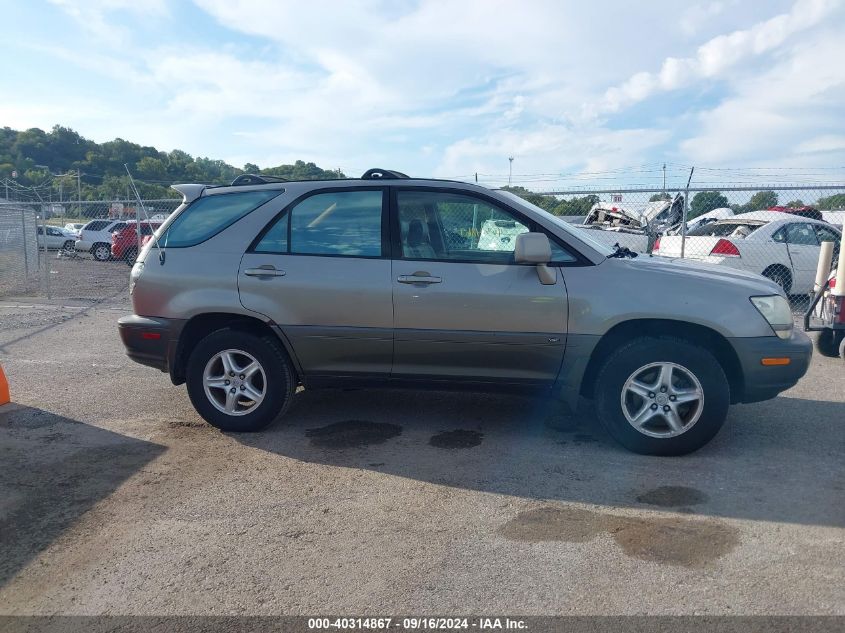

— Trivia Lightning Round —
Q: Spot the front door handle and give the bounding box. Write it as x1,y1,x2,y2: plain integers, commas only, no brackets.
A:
244,266,286,277
398,271,442,285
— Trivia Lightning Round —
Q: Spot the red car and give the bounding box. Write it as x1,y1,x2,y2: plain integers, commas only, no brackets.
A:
111,222,161,262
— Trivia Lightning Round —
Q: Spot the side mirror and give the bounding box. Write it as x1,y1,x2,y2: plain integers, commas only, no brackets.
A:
514,232,556,285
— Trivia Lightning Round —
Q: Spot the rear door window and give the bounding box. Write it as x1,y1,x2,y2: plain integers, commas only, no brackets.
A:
163,190,282,248
254,190,384,257
85,221,109,232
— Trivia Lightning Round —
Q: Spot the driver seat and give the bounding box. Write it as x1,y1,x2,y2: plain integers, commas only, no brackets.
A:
404,219,437,259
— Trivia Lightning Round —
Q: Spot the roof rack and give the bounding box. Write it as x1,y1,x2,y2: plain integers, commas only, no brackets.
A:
361,168,410,180
230,173,288,186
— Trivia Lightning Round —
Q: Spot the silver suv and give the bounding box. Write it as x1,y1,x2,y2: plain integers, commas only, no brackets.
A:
119,170,811,455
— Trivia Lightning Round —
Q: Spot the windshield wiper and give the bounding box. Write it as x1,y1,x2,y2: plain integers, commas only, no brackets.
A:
607,243,638,259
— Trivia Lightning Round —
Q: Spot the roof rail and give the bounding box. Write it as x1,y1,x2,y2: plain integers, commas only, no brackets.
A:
361,168,410,180
230,173,288,186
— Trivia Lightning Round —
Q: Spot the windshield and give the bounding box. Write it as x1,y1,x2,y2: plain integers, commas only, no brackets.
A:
497,190,615,257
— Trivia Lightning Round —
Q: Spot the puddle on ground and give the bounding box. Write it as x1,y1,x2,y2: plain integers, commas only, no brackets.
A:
636,486,709,507
429,429,483,449
305,420,402,449
499,505,739,568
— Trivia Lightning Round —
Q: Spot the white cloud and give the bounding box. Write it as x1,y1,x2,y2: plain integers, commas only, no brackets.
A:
8,0,845,184
597,0,840,115
679,28,845,164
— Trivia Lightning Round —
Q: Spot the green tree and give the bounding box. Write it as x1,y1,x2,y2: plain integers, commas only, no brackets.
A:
785,199,804,207
649,193,671,202
690,191,728,218
747,190,778,210
816,193,845,210
243,162,260,173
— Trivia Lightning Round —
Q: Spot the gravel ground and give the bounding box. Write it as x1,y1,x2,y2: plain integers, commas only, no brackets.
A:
0,298,843,615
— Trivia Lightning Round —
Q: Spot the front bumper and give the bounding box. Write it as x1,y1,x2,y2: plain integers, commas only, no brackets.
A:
118,315,185,374
730,329,812,403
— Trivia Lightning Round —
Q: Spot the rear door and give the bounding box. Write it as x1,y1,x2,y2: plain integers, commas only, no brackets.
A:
390,188,570,385
784,222,820,293
238,187,393,378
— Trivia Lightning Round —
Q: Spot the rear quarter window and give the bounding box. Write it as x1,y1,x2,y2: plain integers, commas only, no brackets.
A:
162,190,282,248
85,221,109,231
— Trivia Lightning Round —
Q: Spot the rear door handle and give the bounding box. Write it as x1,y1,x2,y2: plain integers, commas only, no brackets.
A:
398,272,442,284
244,266,286,277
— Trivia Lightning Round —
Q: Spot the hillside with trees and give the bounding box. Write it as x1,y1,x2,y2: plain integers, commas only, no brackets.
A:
0,125,344,201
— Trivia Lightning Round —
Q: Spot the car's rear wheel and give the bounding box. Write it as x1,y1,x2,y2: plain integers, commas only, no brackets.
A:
92,243,111,261
62,240,75,253
815,328,845,358
186,328,295,432
593,337,730,455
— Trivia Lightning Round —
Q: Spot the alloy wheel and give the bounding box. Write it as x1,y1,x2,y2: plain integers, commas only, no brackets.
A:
202,349,267,416
620,361,704,438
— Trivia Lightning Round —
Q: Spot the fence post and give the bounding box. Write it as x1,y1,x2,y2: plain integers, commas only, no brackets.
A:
20,207,29,276
680,167,695,259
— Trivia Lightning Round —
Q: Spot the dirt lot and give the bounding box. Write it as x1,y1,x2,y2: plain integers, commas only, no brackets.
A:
0,292,843,615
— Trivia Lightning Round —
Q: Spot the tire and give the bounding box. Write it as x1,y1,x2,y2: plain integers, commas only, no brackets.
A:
762,266,792,294
62,240,75,253
185,328,295,432
593,337,730,456
815,328,844,358
124,247,138,266
840,334,845,362
92,243,111,261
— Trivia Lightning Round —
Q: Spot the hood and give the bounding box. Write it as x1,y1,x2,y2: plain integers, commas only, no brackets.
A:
607,254,783,295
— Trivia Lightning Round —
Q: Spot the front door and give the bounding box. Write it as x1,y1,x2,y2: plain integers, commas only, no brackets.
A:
238,188,393,377
391,189,570,385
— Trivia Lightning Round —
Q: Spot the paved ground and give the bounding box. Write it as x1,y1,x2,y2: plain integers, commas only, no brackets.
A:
0,294,843,615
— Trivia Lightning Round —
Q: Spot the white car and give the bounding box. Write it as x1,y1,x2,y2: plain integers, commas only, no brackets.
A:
36,225,77,252
654,211,841,294
75,219,129,261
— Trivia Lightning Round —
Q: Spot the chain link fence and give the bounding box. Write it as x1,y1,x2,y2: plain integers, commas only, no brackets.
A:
541,184,845,315
0,198,181,301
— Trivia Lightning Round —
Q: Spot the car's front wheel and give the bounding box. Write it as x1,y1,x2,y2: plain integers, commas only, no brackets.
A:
186,328,295,432
594,337,730,455
62,240,75,254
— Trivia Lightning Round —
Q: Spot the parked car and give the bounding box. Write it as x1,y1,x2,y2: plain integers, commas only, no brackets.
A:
111,221,162,262
36,225,77,252
63,222,85,237
119,171,812,456
577,195,686,254
653,211,842,294
75,219,130,261
767,206,825,221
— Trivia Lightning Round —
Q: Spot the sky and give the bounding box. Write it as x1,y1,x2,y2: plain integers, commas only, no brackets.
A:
2,0,845,190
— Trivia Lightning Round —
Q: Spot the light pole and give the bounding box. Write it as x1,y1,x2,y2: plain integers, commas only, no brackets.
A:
508,156,514,187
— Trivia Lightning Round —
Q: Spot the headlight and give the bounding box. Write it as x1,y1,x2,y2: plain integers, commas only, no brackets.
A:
750,295,793,339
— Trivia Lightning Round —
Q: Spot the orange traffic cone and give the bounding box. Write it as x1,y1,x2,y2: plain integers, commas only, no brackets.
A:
0,364,9,405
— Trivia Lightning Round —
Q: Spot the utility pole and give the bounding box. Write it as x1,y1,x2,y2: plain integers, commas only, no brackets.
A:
77,169,82,217
508,156,514,187
662,163,666,194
